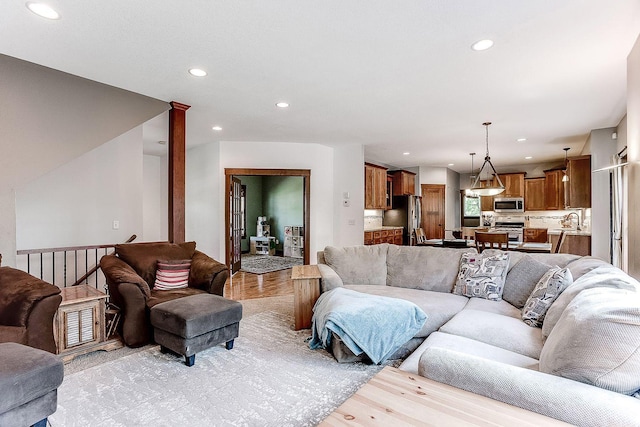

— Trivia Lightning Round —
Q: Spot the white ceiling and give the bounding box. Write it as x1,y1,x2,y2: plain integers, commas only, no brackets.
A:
2,0,639,173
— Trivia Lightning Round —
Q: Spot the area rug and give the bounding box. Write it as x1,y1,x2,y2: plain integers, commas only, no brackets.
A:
50,307,390,426
240,254,303,274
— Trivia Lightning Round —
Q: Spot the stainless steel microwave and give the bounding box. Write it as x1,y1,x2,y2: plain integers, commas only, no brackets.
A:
493,197,524,213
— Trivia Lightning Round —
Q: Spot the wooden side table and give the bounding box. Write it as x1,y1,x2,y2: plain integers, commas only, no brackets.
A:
291,265,321,330
54,284,122,362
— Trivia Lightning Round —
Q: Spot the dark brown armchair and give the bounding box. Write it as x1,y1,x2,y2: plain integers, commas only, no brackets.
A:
0,267,62,353
100,241,228,347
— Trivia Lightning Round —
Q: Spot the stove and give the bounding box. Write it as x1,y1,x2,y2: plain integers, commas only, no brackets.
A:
493,221,525,242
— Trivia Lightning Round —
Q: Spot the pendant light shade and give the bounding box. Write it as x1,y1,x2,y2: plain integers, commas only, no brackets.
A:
562,147,570,182
471,122,505,196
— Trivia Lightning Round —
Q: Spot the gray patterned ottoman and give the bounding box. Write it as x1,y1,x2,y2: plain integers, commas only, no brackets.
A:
150,294,243,366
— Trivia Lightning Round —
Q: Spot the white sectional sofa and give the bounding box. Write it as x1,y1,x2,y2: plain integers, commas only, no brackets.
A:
316,244,640,427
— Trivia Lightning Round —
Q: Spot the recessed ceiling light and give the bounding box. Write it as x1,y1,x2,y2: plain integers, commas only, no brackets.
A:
276,102,290,108
471,39,494,51
517,138,527,142
26,2,60,19
212,126,222,131
448,163,455,166
403,152,410,156
188,68,207,77
525,156,533,160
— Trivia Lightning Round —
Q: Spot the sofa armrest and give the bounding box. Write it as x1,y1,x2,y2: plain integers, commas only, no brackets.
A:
189,250,228,296
100,254,151,298
418,347,640,427
317,264,343,292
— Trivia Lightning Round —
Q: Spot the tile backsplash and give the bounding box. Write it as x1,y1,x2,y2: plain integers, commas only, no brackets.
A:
490,208,591,232
364,209,384,229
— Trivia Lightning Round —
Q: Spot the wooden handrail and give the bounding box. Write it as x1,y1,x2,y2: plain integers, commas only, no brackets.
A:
16,234,137,255
70,234,137,286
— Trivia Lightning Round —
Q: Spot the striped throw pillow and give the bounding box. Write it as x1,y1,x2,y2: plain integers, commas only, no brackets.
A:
154,259,191,290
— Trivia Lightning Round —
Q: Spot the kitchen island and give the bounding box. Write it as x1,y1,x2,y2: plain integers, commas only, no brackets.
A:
364,226,403,245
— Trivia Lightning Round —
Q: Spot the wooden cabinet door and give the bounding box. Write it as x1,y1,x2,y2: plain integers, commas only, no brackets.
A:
544,170,565,210
566,156,591,208
495,173,525,197
525,178,545,211
365,163,387,209
549,234,591,255
375,167,387,209
421,184,445,239
392,171,416,196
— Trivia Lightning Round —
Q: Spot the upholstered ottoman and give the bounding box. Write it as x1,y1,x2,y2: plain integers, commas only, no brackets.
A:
0,342,64,427
150,294,243,366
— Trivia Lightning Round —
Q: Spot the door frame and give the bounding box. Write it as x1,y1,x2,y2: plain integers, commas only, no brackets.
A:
224,168,311,269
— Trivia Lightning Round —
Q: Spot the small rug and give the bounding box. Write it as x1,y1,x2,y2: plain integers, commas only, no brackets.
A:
241,254,303,274
51,308,390,426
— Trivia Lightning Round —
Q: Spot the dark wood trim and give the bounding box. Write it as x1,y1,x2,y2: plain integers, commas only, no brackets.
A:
224,168,311,267
168,101,190,243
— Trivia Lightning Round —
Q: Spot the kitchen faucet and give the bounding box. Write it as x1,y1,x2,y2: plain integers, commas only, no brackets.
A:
564,212,581,230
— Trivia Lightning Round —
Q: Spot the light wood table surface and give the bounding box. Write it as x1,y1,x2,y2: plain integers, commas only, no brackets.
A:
291,264,321,330
320,366,571,426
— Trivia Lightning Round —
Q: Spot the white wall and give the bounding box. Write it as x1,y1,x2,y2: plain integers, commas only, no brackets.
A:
143,154,168,242
627,34,640,279
15,127,144,250
186,142,222,259
333,144,365,246
0,190,16,266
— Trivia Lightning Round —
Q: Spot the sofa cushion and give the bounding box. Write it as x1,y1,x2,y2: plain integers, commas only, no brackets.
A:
542,265,640,339
0,267,61,327
115,242,196,287
503,255,552,309
540,288,640,395
522,267,572,328
399,331,539,375
566,256,612,281
344,285,468,338
454,252,510,301
324,245,388,286
439,309,543,359
463,297,521,319
386,246,474,292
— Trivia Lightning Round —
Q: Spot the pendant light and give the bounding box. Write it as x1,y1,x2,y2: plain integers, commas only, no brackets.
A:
465,152,479,197
562,147,570,182
471,122,505,196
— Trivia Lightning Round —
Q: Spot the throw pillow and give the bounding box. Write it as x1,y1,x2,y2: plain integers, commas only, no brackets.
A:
502,255,551,309
521,266,572,327
454,251,510,301
154,259,191,291
539,287,640,395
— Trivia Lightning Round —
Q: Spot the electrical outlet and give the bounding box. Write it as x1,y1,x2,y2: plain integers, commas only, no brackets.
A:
112,220,120,230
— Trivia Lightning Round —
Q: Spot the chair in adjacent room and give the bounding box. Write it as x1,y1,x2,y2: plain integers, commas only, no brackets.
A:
474,232,509,252
461,227,488,240
554,230,567,253
415,228,427,245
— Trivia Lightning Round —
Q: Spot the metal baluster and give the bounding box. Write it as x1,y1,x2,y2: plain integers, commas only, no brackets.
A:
64,250,67,287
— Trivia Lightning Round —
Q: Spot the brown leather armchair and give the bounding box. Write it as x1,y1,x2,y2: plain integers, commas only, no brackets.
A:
100,241,228,347
0,267,62,353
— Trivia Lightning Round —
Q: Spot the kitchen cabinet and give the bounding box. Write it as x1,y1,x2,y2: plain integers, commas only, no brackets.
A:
365,163,388,210
549,233,591,256
565,155,591,208
390,170,416,196
386,175,394,209
523,227,548,243
479,180,496,212
364,228,403,245
494,173,525,198
524,178,545,211
544,169,565,210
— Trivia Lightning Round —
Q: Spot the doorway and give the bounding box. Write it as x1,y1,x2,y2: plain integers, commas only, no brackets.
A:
225,169,310,274
421,184,446,239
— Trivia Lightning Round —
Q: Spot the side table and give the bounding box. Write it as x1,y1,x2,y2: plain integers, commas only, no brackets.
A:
54,284,123,362
291,265,321,330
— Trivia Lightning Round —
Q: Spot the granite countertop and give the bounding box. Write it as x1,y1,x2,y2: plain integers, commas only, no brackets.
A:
547,228,591,236
364,226,404,232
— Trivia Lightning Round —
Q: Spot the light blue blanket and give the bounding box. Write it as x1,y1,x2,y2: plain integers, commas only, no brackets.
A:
309,288,427,364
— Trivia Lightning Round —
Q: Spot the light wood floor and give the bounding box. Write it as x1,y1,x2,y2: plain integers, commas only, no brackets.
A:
223,268,294,300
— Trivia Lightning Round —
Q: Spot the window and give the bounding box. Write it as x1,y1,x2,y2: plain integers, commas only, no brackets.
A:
464,195,481,217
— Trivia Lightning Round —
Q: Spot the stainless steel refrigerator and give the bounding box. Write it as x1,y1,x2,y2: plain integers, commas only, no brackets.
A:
382,195,422,245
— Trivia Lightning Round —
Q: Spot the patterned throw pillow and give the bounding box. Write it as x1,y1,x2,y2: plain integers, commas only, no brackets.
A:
455,251,510,301
154,259,191,290
522,266,573,327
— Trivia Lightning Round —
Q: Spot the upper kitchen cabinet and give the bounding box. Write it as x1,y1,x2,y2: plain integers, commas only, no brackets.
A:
365,163,388,210
565,155,591,208
494,173,525,198
390,170,416,196
525,178,546,211
544,169,565,210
